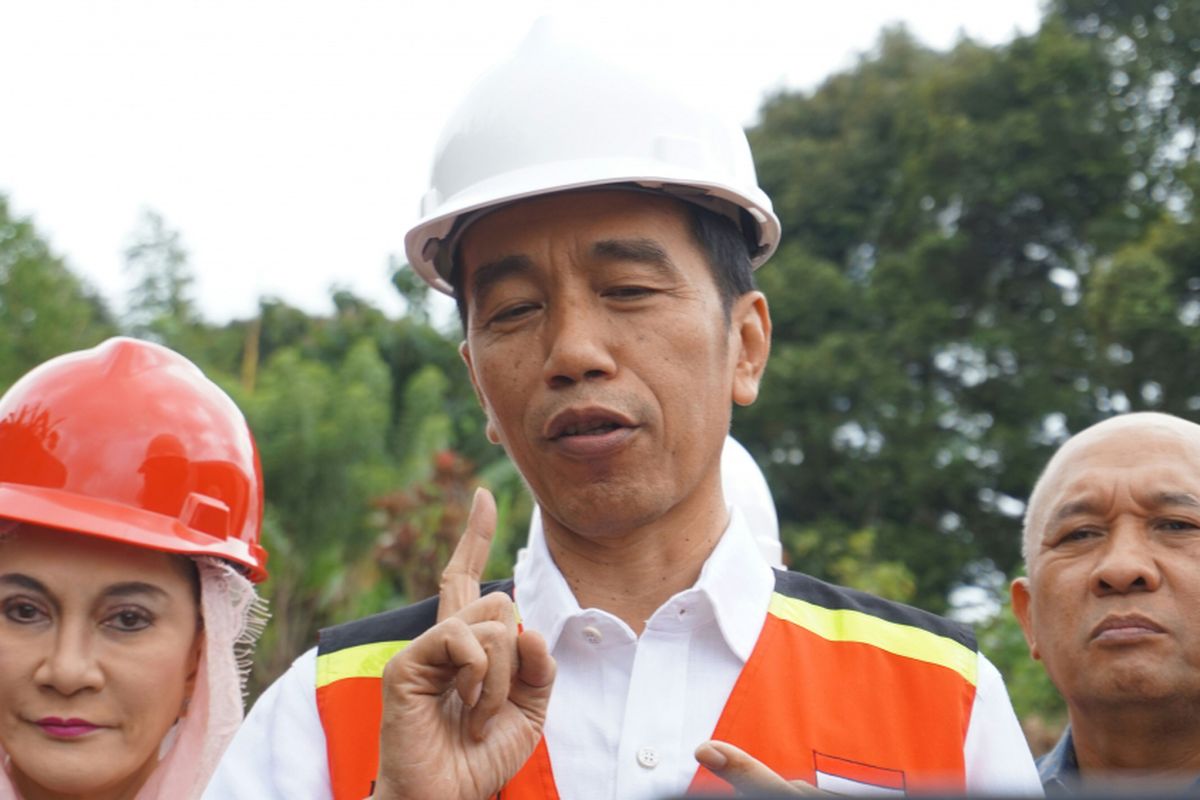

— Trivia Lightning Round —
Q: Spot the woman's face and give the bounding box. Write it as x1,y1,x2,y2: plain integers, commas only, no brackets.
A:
0,525,200,800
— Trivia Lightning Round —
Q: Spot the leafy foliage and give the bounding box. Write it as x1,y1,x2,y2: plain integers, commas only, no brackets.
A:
0,196,117,389
6,2,1200,736
739,17,1196,613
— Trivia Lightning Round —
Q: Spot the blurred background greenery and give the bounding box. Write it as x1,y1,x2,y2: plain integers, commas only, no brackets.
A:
4,0,1198,755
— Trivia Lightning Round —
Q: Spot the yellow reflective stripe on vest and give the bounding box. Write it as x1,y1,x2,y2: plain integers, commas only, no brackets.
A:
767,593,978,686
316,640,410,689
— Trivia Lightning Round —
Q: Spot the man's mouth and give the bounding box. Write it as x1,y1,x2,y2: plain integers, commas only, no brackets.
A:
1090,613,1166,642
545,408,636,441
557,420,622,437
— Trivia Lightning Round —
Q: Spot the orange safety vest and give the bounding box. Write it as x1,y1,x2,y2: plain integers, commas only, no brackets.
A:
315,572,978,799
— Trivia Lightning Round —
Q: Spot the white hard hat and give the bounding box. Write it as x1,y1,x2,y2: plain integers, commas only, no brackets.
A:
719,435,782,568
404,18,782,295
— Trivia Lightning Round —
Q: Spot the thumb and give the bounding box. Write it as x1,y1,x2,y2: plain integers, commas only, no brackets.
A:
509,630,556,722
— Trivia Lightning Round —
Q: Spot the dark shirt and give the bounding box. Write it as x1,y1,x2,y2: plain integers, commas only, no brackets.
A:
1037,726,1079,794
1038,724,1200,795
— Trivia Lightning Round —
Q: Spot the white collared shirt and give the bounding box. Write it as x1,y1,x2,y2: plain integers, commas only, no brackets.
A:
516,509,773,800
206,509,1042,799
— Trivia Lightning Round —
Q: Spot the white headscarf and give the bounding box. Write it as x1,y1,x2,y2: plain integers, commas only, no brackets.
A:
526,434,783,567
0,558,267,800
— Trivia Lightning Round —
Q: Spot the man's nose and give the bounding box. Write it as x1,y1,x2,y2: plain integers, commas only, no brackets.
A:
1090,521,1162,596
33,624,105,696
542,302,617,388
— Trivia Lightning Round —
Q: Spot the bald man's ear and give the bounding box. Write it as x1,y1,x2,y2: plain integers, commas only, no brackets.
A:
731,291,771,407
1010,577,1040,661
459,341,502,445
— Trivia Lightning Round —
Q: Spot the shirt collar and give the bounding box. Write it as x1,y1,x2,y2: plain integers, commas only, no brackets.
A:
1037,726,1078,792
514,505,774,662
1036,724,1200,792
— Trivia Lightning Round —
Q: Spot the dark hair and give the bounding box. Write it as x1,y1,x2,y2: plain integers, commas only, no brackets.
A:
449,197,756,332
173,554,202,606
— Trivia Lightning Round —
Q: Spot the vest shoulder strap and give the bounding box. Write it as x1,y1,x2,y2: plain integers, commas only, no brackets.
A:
772,569,976,652
318,578,516,657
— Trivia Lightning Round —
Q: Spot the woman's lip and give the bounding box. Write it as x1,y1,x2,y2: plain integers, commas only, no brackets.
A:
36,718,102,738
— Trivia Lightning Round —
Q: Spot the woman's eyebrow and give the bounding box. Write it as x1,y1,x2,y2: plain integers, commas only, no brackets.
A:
103,582,170,601
0,575,168,602
0,573,57,612
0,573,49,595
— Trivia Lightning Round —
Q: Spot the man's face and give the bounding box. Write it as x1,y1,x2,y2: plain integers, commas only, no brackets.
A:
458,190,768,540
1012,421,1200,712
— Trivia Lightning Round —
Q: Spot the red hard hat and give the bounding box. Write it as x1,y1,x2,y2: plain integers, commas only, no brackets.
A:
0,337,268,582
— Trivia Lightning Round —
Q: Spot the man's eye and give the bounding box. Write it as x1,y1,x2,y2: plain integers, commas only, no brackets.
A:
490,303,539,324
604,286,654,300
1159,518,1199,532
4,600,46,625
1058,527,1099,544
104,608,153,633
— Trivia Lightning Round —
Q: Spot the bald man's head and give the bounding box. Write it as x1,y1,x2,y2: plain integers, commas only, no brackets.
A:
1012,411,1200,756
1022,412,1200,573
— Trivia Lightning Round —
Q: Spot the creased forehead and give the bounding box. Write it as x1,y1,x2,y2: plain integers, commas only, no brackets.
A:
1022,412,1200,566
1040,412,1200,489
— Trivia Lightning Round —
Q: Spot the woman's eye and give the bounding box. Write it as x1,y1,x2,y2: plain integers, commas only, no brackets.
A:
104,608,153,632
4,601,46,624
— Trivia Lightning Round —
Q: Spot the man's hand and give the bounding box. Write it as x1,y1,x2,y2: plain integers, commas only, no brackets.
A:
695,741,827,796
372,488,556,800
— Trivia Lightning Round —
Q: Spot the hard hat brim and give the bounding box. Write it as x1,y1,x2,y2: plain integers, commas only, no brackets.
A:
404,159,782,296
0,483,269,583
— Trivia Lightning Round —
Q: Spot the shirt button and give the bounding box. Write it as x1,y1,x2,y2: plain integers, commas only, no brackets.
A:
582,625,603,645
636,747,660,769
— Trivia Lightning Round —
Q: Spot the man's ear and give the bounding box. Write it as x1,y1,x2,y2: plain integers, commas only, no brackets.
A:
459,341,502,445
730,291,771,407
1010,577,1040,661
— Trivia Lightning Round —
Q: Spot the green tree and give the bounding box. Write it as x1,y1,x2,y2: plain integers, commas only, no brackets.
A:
1053,0,1200,197
123,208,202,350
236,338,401,686
740,21,1151,609
0,195,117,389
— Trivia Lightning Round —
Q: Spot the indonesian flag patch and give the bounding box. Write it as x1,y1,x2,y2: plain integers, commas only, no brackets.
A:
812,752,907,796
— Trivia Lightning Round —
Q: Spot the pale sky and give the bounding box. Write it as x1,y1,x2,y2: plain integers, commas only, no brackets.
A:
0,1,1042,324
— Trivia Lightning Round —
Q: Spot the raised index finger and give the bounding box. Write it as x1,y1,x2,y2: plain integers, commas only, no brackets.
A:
437,487,498,622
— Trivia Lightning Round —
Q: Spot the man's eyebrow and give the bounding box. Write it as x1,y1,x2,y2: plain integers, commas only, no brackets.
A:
591,238,679,278
1048,500,1100,527
468,254,535,311
1047,492,1200,527
1152,491,1200,509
